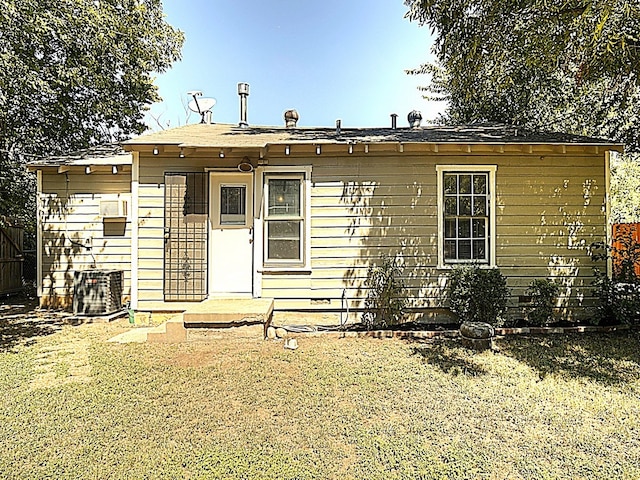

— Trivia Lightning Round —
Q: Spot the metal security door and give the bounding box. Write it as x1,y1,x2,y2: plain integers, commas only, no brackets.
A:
163,173,209,301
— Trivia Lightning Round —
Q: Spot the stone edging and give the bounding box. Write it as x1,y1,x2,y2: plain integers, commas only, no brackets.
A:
282,324,631,340
495,324,630,335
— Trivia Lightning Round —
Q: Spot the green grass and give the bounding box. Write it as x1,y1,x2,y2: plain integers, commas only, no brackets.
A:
1,314,639,479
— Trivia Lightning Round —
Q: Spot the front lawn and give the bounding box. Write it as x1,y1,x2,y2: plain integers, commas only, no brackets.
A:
1,308,639,479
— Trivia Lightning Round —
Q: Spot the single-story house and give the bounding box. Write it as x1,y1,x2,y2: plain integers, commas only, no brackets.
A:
29,117,623,322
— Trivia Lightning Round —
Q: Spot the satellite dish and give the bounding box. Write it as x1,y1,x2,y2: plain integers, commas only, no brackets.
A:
187,92,216,123
188,97,216,114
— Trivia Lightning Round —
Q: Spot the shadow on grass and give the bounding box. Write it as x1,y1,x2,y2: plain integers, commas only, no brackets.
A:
410,341,488,376
498,331,640,385
0,297,63,352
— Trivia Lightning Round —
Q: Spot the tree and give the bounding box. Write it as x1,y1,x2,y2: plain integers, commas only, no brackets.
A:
611,154,640,223
0,0,184,245
404,0,640,152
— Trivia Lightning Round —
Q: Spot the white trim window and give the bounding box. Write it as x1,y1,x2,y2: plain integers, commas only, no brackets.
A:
437,165,496,267
264,173,307,266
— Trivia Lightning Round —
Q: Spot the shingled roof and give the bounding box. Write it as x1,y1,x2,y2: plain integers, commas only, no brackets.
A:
123,122,622,149
27,144,132,168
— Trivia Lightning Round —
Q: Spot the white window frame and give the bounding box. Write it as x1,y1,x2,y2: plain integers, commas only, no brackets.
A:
259,166,312,271
436,165,497,268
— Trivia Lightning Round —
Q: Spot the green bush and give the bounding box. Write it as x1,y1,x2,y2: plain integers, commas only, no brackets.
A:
362,255,408,330
591,233,640,325
525,279,560,326
448,266,509,326
591,272,640,325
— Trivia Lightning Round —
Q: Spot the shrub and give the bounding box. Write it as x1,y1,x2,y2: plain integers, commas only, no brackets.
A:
362,255,408,329
525,279,560,326
448,266,509,326
591,232,640,325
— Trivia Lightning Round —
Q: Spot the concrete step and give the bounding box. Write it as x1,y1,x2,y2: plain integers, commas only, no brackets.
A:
183,298,274,327
144,298,274,343
146,317,187,343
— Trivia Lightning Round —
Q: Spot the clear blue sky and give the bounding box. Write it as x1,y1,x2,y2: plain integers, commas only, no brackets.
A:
146,0,443,131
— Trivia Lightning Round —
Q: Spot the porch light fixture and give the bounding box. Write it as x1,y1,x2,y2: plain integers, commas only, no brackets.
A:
153,146,159,155
316,145,321,155
85,166,92,175
112,165,118,174
219,149,225,158
179,148,185,158
348,143,353,154
364,144,369,154
285,145,290,155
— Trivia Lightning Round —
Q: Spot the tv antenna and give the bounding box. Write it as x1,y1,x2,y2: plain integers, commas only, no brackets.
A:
187,90,216,124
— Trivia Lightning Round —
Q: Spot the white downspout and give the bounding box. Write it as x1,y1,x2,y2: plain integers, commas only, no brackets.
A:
36,169,43,300
130,152,140,309
605,150,612,278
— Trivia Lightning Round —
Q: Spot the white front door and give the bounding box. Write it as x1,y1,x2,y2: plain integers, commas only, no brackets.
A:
210,172,254,295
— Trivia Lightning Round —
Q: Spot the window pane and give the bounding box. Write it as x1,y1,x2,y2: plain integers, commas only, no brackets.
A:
445,219,456,238
442,170,491,263
472,219,486,238
459,175,472,194
445,197,457,215
268,179,300,216
267,220,301,260
458,240,472,259
473,175,486,194
444,240,456,259
458,218,471,238
459,196,472,216
220,186,246,225
444,175,457,194
473,196,486,216
473,240,486,260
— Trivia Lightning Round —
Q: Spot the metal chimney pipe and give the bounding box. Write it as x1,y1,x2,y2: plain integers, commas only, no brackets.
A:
336,119,341,136
390,113,398,129
238,82,249,128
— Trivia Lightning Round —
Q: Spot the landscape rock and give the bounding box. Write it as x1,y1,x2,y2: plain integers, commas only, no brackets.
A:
460,321,494,339
275,327,288,339
460,321,494,351
266,326,277,340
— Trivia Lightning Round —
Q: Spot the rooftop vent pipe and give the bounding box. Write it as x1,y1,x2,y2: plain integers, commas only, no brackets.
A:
336,119,341,136
408,110,422,128
390,113,398,129
238,82,249,128
284,109,299,128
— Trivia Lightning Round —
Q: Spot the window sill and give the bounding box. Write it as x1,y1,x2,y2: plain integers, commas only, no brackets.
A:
437,263,495,270
259,267,312,275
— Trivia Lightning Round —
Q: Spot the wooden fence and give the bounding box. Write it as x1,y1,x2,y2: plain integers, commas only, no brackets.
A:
0,220,24,295
612,223,640,279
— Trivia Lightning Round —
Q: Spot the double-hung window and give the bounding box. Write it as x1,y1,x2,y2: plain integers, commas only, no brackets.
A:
264,174,306,266
437,165,496,267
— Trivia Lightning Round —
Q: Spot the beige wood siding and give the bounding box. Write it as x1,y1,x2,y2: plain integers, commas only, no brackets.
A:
260,153,607,321
39,170,131,308
133,150,607,321
136,156,238,308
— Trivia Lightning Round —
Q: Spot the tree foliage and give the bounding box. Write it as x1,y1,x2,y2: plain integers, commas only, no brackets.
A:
0,0,183,242
405,0,640,151
611,154,640,223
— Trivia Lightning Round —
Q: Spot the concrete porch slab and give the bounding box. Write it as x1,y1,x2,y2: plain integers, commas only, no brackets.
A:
183,298,274,328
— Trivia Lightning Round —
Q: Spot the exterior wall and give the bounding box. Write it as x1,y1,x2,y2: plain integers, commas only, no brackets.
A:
136,155,241,310
261,151,606,321
135,146,607,321
38,168,132,308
